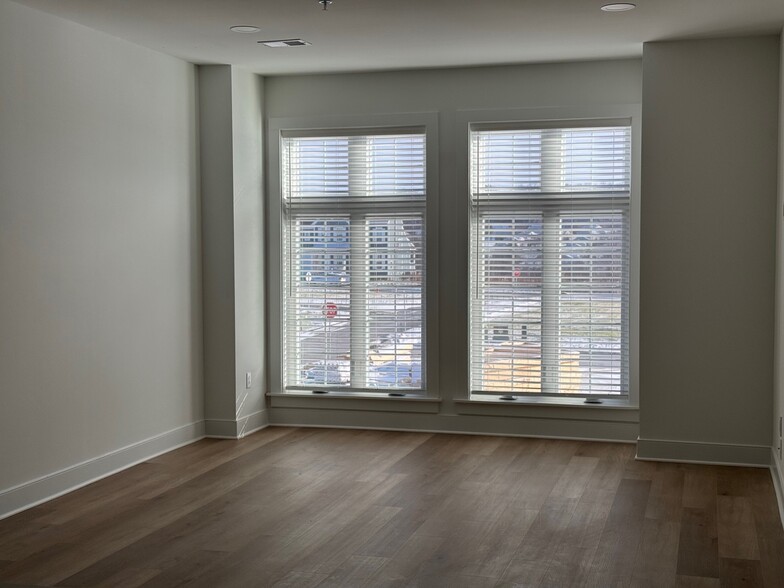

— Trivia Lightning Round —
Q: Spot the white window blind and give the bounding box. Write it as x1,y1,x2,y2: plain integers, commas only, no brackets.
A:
281,131,426,392
470,124,631,398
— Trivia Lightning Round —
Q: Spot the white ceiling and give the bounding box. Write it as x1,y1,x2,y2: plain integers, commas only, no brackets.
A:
12,0,784,75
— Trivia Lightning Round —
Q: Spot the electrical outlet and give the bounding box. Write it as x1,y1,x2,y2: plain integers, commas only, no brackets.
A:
245,372,252,389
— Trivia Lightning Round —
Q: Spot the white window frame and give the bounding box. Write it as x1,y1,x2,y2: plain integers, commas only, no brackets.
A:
457,105,641,408
267,113,439,400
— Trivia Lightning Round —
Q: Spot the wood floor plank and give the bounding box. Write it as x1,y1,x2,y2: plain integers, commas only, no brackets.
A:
629,519,680,588
415,573,498,588
676,507,720,579
284,504,402,576
535,487,616,587
354,504,431,558
588,478,652,582
270,571,329,588
137,549,230,588
0,429,780,587
675,576,720,588
682,468,718,510
548,456,600,502
315,555,388,587
364,532,445,586
496,558,550,587
90,566,161,588
464,438,531,489
754,520,784,588
719,557,764,588
645,467,684,522
716,495,760,560
747,469,784,587
418,503,537,581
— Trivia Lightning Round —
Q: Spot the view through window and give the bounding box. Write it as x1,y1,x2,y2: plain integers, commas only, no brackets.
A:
281,132,426,392
470,124,631,398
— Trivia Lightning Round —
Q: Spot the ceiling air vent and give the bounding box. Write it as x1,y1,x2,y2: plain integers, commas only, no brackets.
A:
258,39,311,48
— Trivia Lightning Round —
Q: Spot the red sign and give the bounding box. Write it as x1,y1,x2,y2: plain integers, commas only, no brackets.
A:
322,302,338,319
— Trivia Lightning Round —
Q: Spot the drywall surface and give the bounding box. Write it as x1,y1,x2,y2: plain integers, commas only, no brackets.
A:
231,69,266,435
0,0,202,493
199,65,237,424
264,59,643,440
774,31,784,483
640,37,778,455
265,60,642,118
199,65,265,437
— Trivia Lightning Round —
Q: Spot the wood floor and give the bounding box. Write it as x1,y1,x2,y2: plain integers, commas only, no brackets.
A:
0,428,782,587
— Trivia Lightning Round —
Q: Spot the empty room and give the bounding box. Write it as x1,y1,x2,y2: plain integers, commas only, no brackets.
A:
2,0,784,586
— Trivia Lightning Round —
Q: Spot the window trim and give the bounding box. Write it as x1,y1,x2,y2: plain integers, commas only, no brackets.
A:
267,112,439,398
456,105,641,408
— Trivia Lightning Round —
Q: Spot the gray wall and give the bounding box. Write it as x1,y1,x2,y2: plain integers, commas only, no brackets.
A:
774,30,784,482
0,0,202,496
200,65,266,438
639,37,779,464
264,60,643,441
199,66,237,425
231,69,266,437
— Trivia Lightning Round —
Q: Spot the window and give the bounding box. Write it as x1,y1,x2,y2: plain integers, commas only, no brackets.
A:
470,122,631,399
281,130,426,393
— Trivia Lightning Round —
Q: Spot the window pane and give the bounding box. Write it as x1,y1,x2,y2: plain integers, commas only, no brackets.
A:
284,134,426,201
562,128,631,192
366,215,424,389
470,123,631,397
366,135,426,197
286,217,352,387
473,130,542,194
471,126,630,196
285,138,349,199
471,214,544,392
282,130,427,393
557,212,628,395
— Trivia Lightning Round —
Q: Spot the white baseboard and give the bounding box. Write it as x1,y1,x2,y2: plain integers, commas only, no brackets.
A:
636,437,771,467
269,407,638,442
205,410,268,439
0,420,205,521
267,422,636,444
771,448,784,529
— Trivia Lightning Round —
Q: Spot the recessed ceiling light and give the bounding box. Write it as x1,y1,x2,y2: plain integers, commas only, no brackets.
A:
258,39,312,48
230,25,261,33
601,3,636,11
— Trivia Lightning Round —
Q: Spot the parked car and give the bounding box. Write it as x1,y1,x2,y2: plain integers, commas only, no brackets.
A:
368,361,422,388
301,361,349,385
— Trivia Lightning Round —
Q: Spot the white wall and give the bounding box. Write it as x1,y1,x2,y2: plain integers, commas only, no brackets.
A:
639,36,779,465
0,0,202,514
264,60,643,441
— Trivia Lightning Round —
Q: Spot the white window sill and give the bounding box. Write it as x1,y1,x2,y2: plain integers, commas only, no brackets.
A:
463,394,637,409
455,395,638,422
267,391,441,413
